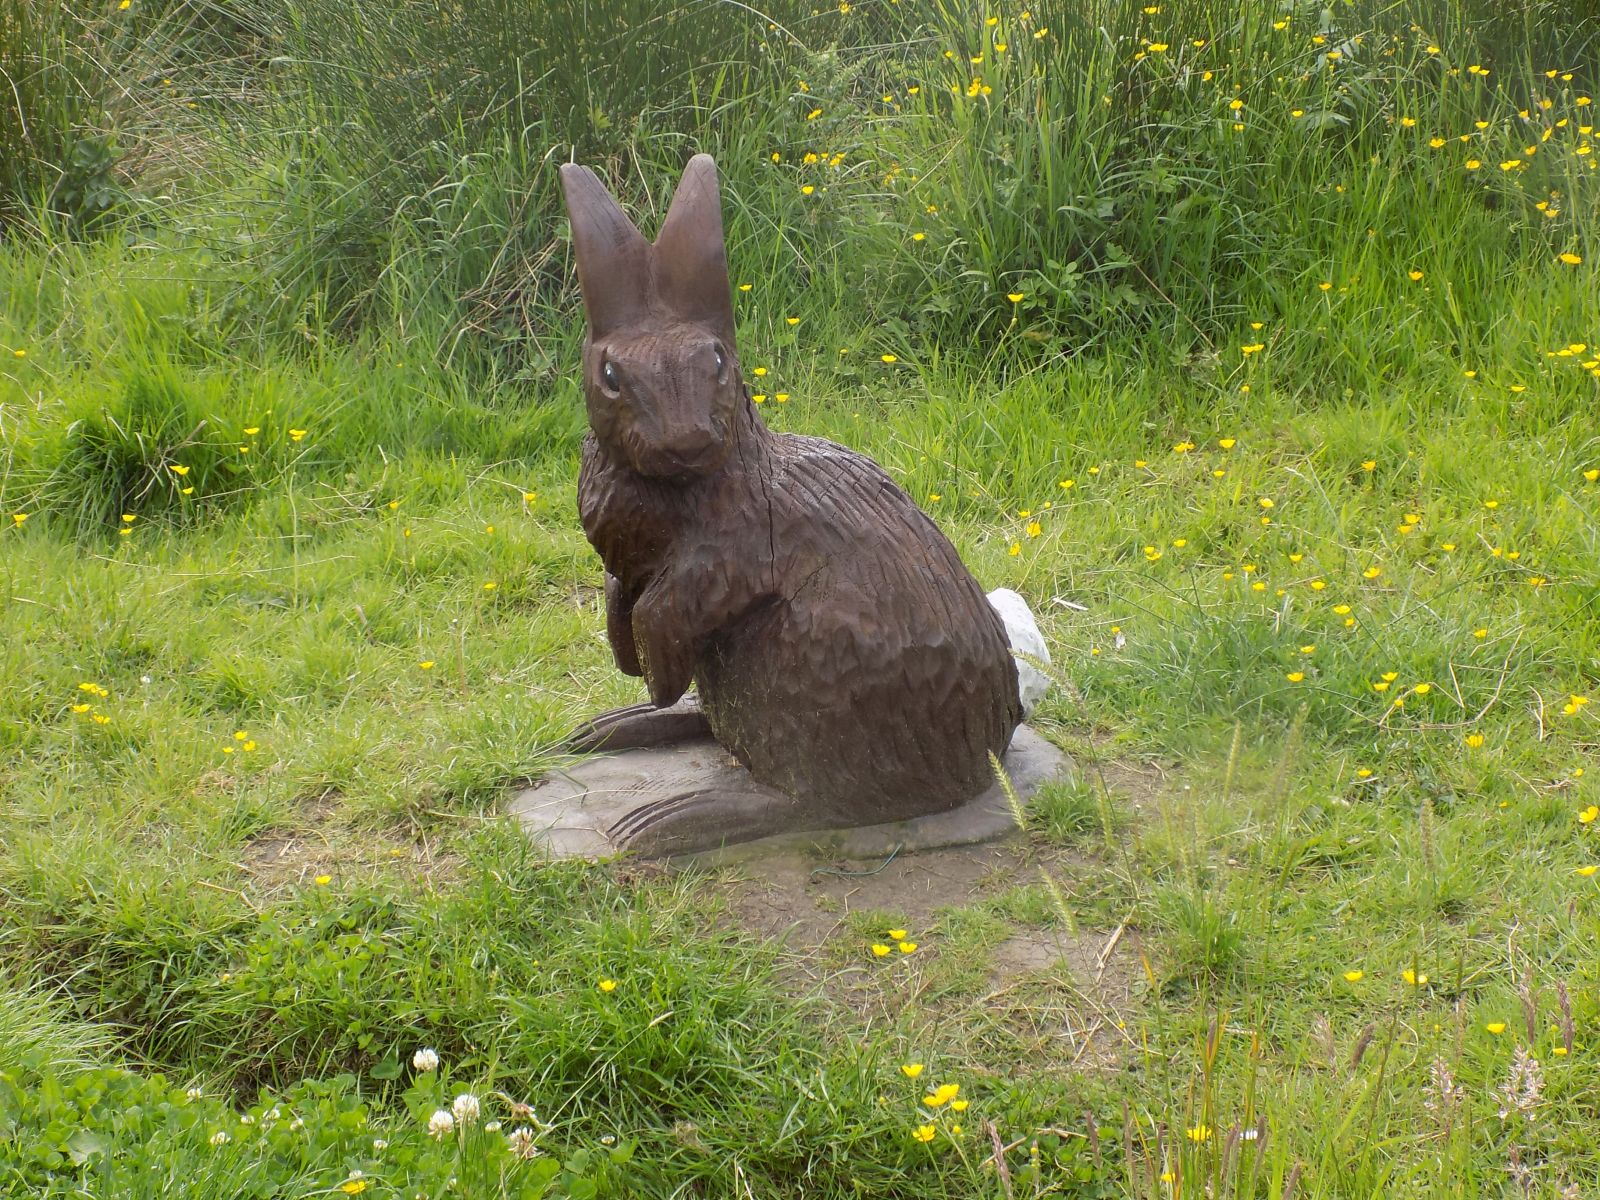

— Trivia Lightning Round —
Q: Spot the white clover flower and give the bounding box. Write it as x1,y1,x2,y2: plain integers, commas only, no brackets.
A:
451,1093,481,1126
372,1139,388,1151
412,1047,440,1072
427,1109,455,1140
185,1086,204,1101
288,1117,305,1132
506,1127,540,1160
483,1120,501,1133
263,1107,281,1124
239,1113,255,1126
208,1130,230,1146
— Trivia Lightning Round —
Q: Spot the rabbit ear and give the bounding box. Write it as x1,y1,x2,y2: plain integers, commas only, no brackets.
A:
652,154,737,343
560,163,650,337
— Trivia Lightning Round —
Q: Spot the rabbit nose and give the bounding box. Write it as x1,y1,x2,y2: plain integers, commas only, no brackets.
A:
660,425,720,463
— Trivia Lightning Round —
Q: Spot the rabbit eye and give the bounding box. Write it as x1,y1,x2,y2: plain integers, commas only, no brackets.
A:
712,346,726,373
600,360,620,392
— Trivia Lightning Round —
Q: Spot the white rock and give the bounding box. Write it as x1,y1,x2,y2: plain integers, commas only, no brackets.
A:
987,588,1051,718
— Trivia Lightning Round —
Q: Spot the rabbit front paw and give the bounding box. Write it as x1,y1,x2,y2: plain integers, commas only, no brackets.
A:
565,695,710,753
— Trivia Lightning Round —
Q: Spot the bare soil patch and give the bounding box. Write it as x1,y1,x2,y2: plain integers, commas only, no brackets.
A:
705,831,1145,1071
239,792,454,894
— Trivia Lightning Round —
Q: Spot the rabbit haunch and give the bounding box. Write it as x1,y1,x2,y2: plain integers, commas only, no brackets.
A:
562,154,1024,834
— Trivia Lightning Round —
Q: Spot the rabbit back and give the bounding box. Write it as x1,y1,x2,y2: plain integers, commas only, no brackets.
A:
692,433,1022,822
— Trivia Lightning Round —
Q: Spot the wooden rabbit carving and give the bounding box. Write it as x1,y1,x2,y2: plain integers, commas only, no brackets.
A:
559,154,1023,854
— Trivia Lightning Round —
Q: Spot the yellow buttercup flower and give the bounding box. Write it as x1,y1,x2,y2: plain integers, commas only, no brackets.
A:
901,1063,924,1079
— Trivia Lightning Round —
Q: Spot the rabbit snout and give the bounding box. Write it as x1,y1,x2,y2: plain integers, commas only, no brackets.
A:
585,331,740,482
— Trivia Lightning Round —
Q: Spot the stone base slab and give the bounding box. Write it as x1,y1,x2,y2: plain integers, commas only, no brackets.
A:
510,726,1070,863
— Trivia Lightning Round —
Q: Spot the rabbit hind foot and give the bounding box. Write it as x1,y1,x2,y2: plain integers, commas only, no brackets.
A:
608,782,807,857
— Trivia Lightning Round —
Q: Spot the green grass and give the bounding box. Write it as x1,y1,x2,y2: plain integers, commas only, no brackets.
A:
3,0,1600,1196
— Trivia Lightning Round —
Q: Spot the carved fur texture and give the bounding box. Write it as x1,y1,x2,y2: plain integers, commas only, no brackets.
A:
561,154,1022,830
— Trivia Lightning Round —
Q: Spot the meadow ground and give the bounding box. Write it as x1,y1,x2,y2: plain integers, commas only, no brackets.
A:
3,1,1599,1197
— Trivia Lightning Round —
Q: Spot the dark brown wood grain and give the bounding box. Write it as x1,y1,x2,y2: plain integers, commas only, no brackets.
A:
559,154,1022,850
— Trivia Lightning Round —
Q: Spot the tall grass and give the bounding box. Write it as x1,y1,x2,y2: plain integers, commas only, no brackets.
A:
185,0,1597,383
0,3,220,233
0,5,126,231
228,0,855,353
1,0,1594,535
871,0,1597,371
